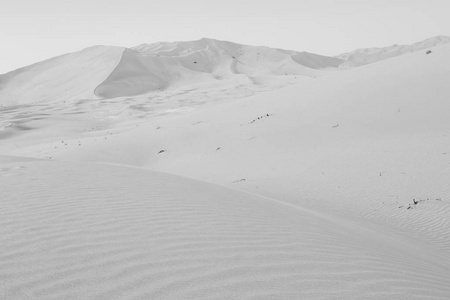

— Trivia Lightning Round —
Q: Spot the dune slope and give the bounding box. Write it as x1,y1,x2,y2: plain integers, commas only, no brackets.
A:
0,46,124,105
1,158,450,299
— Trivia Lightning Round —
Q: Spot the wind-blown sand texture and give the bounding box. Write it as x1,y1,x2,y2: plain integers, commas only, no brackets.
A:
1,159,449,299
1,37,450,299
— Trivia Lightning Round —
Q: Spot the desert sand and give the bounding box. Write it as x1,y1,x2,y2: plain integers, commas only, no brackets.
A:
1,36,450,299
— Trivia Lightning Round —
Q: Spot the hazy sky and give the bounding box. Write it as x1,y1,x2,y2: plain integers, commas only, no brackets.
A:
1,0,449,73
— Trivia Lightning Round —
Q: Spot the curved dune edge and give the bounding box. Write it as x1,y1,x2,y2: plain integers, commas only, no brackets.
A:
1,160,450,299
94,48,167,99
0,46,125,106
93,39,341,99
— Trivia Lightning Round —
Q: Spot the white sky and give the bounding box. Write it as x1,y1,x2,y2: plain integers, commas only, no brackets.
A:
1,0,449,74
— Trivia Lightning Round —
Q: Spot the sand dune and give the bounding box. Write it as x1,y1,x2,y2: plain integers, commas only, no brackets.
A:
1,158,450,299
97,38,344,99
1,37,450,299
6,40,449,259
1,38,343,104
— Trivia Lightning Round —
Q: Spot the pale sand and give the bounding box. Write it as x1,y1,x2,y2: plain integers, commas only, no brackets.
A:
1,159,449,299
1,37,450,299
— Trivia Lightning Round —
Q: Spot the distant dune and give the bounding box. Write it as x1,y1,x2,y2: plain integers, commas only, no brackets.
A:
0,38,343,105
337,35,450,67
3,36,447,106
